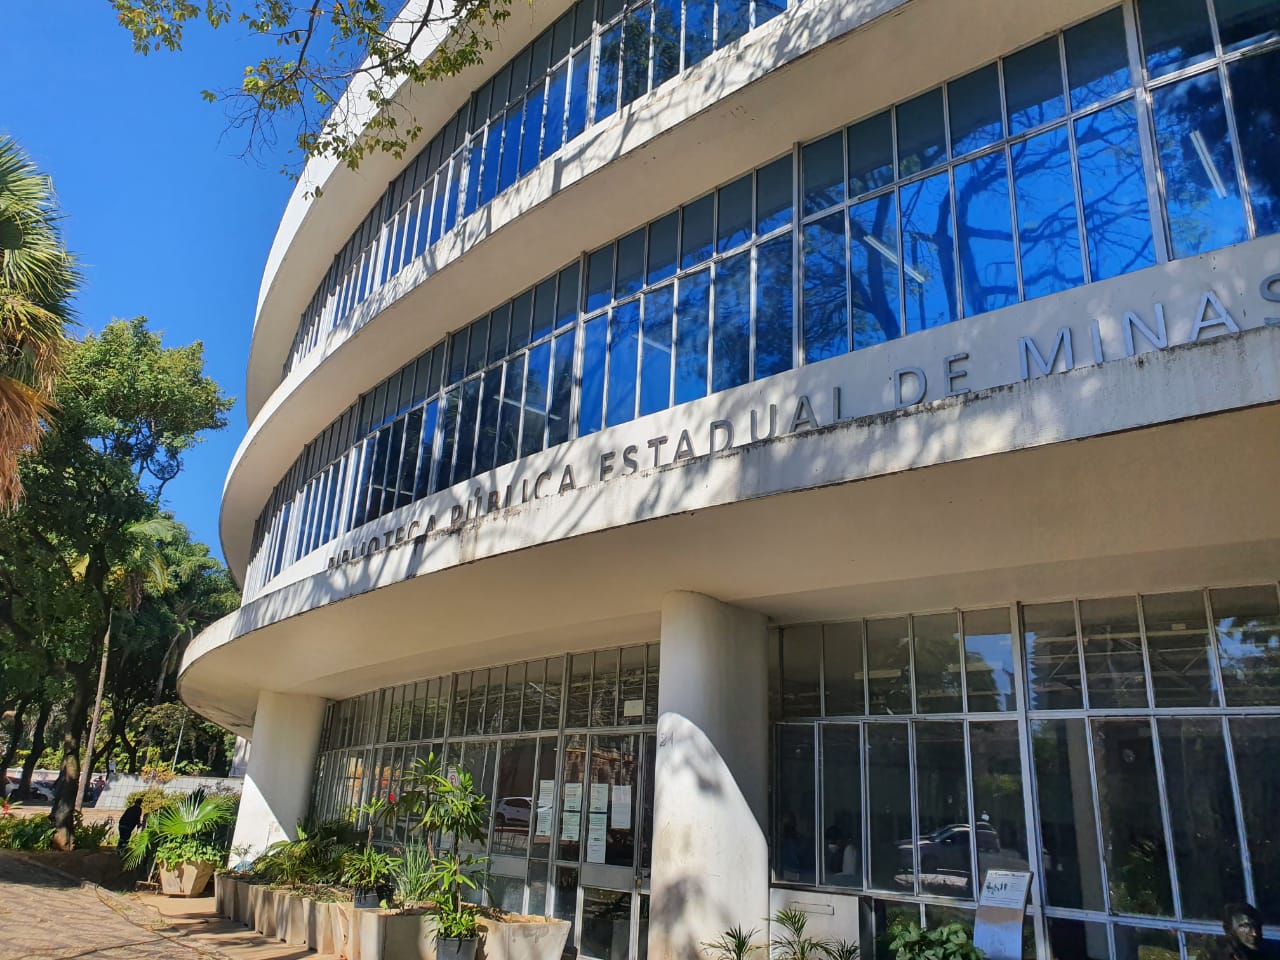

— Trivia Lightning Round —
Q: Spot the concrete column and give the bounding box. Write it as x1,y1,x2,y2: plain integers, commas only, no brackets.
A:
231,690,328,863
649,591,770,960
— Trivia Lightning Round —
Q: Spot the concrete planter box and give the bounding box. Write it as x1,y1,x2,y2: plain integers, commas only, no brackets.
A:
214,873,238,920
331,901,356,959
477,917,571,960
309,899,340,955
250,885,278,938
234,879,253,925
354,908,437,960
277,890,309,945
158,861,216,897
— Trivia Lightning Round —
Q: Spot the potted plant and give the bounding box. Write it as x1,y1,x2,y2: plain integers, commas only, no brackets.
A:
887,921,983,960
769,910,859,960
124,792,237,897
341,842,401,908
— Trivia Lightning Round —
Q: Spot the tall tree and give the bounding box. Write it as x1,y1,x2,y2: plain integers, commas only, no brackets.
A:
0,135,78,508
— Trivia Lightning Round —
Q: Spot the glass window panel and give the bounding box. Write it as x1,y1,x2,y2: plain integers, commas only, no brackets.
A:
901,171,958,332
684,0,713,67
1092,719,1174,916
645,644,660,724
543,656,564,729
652,0,681,88
954,150,1018,316
1004,37,1066,133
867,617,912,715
803,131,845,216
1065,9,1131,110
619,645,646,726
1112,926,1179,960
897,88,946,176
1075,101,1156,281
595,23,622,122
1031,718,1106,910
451,377,481,485
1142,591,1219,707
1158,717,1245,919
681,194,715,268
1012,124,1085,299
969,721,1029,889
557,262,580,328
558,735,587,861
1153,71,1249,258
1080,596,1148,708
589,734,637,865
1211,584,1280,705
567,48,591,141
616,228,646,299
718,174,753,253
580,315,607,435
675,268,710,403
848,110,895,197
1228,48,1280,236
1230,717,1280,927
717,0,749,47
1046,917,1109,960
474,366,502,474
519,87,545,177
466,317,489,375
821,724,863,887
640,284,674,415
488,304,512,365
522,660,545,731
586,245,614,314
452,672,472,738
823,621,866,716
1217,0,1280,50
914,613,964,714
591,651,620,727
397,408,423,506
916,721,972,899
552,863,577,943
496,354,525,467
493,738,536,856
781,624,822,717
776,724,817,884
531,277,556,340
867,722,912,892
621,4,651,107
647,212,679,285
601,0,624,23
606,301,640,427
487,875,525,912
849,193,901,349
1139,0,1215,76
712,250,751,393
432,389,459,493
543,63,568,160
567,654,593,728
548,329,576,446
511,289,534,348
521,341,551,458
757,155,793,234
949,65,1003,155
802,212,850,362
581,887,630,960
573,0,593,44
963,607,1017,712
478,121,503,204
754,232,794,379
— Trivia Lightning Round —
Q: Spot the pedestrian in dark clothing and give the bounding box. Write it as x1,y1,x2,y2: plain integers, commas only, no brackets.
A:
117,799,144,854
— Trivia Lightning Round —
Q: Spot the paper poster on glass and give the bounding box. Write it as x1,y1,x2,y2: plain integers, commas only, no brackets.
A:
563,782,582,812
586,813,608,863
610,785,632,829
560,810,581,841
589,783,609,812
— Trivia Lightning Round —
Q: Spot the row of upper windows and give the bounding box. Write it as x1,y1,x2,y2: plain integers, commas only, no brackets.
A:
245,1,1280,593
281,0,793,380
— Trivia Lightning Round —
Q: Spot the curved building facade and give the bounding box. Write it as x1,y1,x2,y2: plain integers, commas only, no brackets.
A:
183,0,1280,957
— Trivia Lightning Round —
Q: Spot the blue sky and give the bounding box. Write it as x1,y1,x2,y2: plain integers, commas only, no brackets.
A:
0,2,299,566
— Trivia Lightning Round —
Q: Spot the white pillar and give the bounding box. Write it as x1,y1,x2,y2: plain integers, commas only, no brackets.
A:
231,690,327,864
649,591,770,960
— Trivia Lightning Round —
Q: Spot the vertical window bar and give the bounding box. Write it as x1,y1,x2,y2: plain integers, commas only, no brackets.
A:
1123,0,1173,264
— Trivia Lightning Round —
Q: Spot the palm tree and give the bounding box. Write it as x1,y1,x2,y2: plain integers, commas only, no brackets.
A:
0,135,78,509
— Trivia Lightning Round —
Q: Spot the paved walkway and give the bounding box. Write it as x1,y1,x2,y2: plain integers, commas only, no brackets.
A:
0,851,306,960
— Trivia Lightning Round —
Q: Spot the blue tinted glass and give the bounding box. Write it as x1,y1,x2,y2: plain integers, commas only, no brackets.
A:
803,132,845,216
466,315,489,374
713,250,751,392
480,124,503,204
497,355,525,467
653,0,681,86
1065,9,1131,110
901,171,958,332
607,300,640,427
413,399,438,500
755,232,794,378
430,172,448,244
954,151,1018,316
452,378,481,485
474,367,503,473
543,64,568,159
1139,0,1215,77
849,194,901,348
640,285,674,415
1152,71,1249,258
488,304,511,364
1075,102,1156,281
511,289,534,347
445,160,463,233
949,65,1004,155
685,0,713,66
718,175,753,252
579,316,607,435
682,194,715,268
803,212,850,362
448,329,468,384
648,212,679,284
1217,0,1280,52
519,86,545,176
463,145,483,217
897,88,947,176
848,111,894,197
547,330,575,446
718,0,749,47
557,263,581,327
617,229,646,299
498,107,522,192
415,189,432,255
567,49,591,141
596,24,622,122
622,5,651,107
1230,49,1280,235
532,277,556,339
675,269,711,403
757,155,793,234
432,390,458,493
1012,124,1085,298
354,436,378,522
586,245,615,313
756,0,785,26
522,342,551,457
1005,38,1066,134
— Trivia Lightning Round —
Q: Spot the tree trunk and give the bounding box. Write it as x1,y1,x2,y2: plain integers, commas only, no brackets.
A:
120,726,139,773
0,699,29,796
17,700,50,800
76,610,113,813
52,659,94,849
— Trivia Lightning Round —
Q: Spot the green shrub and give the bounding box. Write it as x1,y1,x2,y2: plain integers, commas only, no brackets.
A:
74,819,113,850
124,792,237,872
887,922,984,960
251,819,353,886
126,789,172,815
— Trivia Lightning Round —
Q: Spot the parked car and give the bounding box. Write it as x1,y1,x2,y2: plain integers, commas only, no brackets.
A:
494,797,533,829
900,822,1001,875
4,776,55,802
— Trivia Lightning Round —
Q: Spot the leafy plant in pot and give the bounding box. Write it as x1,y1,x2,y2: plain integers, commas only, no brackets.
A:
339,842,401,907
389,752,490,960
124,792,237,896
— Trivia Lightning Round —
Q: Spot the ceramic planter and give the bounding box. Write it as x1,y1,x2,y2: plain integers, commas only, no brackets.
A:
158,861,216,897
477,917,572,960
